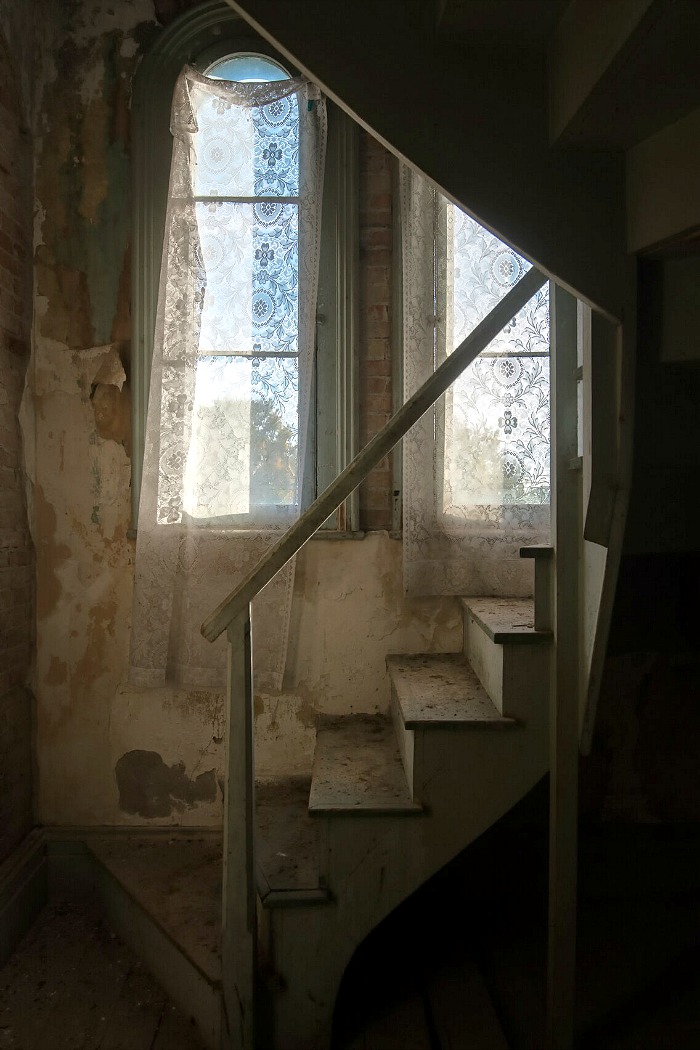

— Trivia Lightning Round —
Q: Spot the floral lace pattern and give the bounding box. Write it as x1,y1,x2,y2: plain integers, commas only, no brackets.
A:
402,169,550,598
130,68,326,690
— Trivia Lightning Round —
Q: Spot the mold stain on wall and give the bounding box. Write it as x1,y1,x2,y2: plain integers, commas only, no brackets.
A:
115,749,217,819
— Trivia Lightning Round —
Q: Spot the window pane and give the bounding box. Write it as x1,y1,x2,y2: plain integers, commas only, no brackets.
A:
183,355,299,521
206,53,290,83
442,204,550,515
445,346,550,510
197,201,299,356
193,93,299,198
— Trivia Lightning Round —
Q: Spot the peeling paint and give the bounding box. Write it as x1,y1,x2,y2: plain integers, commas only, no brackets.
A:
34,485,71,621
27,2,463,828
115,749,217,819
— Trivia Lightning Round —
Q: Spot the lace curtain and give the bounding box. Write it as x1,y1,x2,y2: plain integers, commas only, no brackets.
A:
401,168,550,597
130,67,326,691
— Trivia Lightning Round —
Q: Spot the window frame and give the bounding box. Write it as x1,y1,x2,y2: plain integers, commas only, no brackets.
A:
432,188,551,527
130,0,359,533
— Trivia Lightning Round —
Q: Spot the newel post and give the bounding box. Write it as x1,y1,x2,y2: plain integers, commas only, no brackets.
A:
221,609,256,1050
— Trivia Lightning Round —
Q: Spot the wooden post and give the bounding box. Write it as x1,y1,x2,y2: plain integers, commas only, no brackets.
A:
546,284,581,1050
221,610,256,1050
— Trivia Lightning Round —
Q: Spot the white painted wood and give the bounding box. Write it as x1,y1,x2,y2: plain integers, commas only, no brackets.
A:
583,310,619,545
462,597,549,644
520,545,554,631
221,613,256,1050
579,272,636,751
546,283,581,1050
581,538,608,733
462,598,551,718
463,609,504,715
93,856,222,1050
309,716,421,815
263,690,549,1048
387,654,514,729
202,267,546,642
389,681,418,800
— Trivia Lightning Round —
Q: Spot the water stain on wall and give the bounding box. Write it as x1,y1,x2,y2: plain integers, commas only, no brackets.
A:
115,749,217,819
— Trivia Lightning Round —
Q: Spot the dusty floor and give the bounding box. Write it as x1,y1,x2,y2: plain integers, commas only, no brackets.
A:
2,796,699,1050
0,899,205,1050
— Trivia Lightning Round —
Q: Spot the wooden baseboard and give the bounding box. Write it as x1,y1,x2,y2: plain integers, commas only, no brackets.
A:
0,829,48,968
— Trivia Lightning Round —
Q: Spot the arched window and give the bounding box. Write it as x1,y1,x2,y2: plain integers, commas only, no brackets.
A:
179,50,301,522
130,1,358,533
129,3,358,690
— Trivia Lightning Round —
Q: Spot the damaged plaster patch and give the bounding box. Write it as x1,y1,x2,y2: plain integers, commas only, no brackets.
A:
89,344,131,453
34,484,72,620
115,750,218,819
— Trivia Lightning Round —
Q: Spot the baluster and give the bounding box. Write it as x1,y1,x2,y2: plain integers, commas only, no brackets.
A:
221,608,256,1050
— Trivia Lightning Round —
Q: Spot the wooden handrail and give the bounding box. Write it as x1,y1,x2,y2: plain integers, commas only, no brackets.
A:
202,265,547,642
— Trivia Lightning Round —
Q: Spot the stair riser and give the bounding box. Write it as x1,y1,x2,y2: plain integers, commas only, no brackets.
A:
389,683,423,800
465,616,550,718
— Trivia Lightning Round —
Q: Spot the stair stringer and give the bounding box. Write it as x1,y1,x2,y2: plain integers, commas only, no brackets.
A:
259,681,548,1050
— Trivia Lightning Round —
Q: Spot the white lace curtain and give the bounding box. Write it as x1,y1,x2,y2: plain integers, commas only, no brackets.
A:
401,168,550,597
130,67,326,691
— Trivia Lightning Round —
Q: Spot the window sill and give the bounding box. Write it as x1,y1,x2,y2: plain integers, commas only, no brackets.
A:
126,527,369,542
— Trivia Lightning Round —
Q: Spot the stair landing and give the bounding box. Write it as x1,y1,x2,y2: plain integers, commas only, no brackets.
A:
88,835,222,983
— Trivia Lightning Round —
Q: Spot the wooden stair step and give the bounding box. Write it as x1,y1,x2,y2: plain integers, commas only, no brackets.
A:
461,597,552,644
387,653,515,729
256,778,329,906
309,715,423,816
88,835,223,985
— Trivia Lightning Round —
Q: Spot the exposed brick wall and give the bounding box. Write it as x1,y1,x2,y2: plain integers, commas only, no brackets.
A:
358,132,395,531
0,33,35,862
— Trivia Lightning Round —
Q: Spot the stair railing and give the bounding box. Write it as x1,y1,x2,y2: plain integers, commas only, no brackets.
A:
202,264,547,1050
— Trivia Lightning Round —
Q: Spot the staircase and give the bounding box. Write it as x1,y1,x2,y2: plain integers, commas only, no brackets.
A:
258,576,552,1049
86,557,552,1050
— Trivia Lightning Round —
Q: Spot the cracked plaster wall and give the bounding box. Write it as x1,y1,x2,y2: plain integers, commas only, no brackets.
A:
27,0,461,827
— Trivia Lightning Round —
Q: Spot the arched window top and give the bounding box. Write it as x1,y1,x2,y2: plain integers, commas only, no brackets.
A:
205,52,290,83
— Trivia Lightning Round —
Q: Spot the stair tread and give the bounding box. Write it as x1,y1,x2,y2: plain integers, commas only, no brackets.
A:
256,777,328,902
462,597,552,644
387,653,515,728
310,715,422,815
